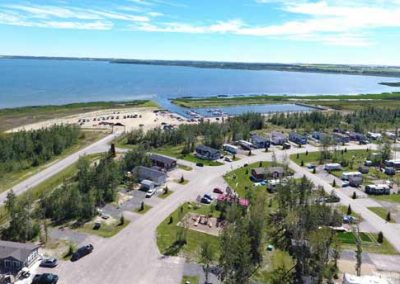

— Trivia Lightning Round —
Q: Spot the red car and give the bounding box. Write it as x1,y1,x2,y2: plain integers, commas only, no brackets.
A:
213,187,223,194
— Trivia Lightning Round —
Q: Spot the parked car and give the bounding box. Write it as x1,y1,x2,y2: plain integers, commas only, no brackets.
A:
32,273,59,284
196,162,204,167
200,197,212,204
145,188,157,198
101,213,110,220
307,163,316,169
224,157,232,162
40,258,58,268
282,142,291,150
384,167,396,176
213,187,223,194
71,244,94,261
19,267,30,278
203,194,213,201
342,181,350,187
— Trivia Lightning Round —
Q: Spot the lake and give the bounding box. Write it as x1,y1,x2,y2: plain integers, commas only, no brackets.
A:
0,58,399,114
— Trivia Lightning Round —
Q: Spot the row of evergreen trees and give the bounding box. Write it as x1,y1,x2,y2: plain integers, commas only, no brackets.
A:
0,125,81,174
125,112,265,150
269,106,400,133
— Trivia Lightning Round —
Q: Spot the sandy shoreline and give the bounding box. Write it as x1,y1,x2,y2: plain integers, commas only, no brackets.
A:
7,107,192,133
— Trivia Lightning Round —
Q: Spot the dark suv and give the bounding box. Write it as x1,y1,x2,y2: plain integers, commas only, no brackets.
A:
71,244,94,261
32,273,58,284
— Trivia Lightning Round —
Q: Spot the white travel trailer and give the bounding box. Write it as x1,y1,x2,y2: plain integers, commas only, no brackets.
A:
341,171,362,181
223,144,238,154
324,163,342,171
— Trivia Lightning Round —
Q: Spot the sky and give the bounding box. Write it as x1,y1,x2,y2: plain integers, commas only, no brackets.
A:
0,0,400,65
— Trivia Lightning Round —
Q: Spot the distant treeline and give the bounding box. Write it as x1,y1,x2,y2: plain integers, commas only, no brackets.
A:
0,125,81,174
269,107,400,132
112,59,400,78
4,56,400,77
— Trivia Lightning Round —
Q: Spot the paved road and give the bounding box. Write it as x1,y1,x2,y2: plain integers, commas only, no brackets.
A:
0,132,120,206
10,141,395,283
37,143,400,284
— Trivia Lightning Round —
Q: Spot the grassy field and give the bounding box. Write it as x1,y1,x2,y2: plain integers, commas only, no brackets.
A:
0,100,158,133
158,190,174,199
224,161,272,197
291,149,389,185
155,145,224,166
372,194,400,203
367,207,395,223
135,204,152,215
77,219,131,238
338,231,397,254
171,92,400,110
0,130,109,193
178,164,193,171
156,202,220,262
181,275,200,284
292,149,371,167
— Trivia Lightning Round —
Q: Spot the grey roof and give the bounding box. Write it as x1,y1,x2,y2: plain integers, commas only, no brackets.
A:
140,179,155,186
271,131,286,139
150,154,176,165
195,145,220,155
136,166,166,180
252,135,269,143
0,240,39,262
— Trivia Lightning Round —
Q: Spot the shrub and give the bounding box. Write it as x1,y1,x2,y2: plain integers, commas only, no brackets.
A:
347,205,352,215
352,192,357,199
386,212,391,222
377,231,384,243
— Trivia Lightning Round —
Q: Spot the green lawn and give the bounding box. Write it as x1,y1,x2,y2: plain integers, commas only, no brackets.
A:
0,130,109,193
224,161,272,197
181,275,200,284
77,219,130,238
292,149,372,167
156,202,220,262
155,145,223,166
158,190,174,199
372,194,400,203
135,204,152,215
338,232,398,255
367,207,395,223
178,164,193,171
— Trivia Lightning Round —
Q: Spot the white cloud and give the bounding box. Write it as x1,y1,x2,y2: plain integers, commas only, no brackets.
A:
1,0,400,46
132,0,400,46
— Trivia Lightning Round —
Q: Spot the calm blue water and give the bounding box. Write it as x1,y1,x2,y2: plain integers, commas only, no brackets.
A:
0,59,399,113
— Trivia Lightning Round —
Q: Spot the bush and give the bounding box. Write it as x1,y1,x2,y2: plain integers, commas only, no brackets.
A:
140,201,144,211
305,150,308,156
332,179,336,187
377,231,384,243
119,214,125,225
300,160,304,167
180,175,185,183
312,168,316,174
386,212,391,222
347,205,352,215
352,192,357,199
